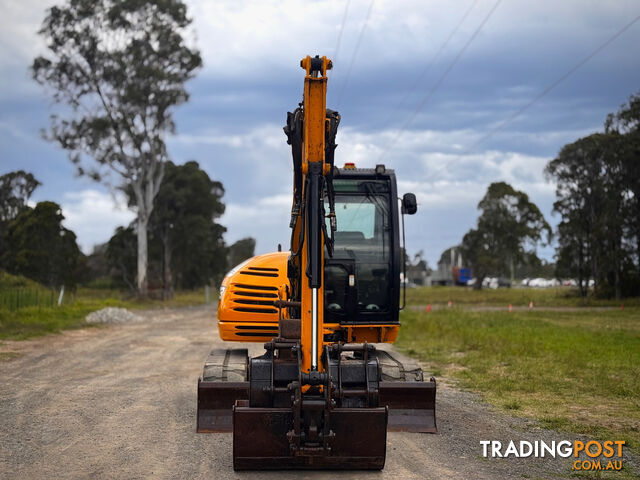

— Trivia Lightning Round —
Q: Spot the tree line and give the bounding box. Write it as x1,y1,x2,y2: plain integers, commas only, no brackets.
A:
16,0,640,299
0,171,80,289
546,93,640,298
458,91,640,298
0,168,255,297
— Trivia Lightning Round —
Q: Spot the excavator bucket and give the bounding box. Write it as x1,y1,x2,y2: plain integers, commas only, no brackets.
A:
232,401,388,470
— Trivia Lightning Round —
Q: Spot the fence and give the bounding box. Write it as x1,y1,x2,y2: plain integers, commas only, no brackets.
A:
0,288,56,311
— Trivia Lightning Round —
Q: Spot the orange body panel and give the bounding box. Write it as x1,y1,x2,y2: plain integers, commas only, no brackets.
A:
217,252,289,342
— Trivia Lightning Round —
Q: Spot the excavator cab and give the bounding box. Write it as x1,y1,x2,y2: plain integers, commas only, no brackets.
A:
197,55,436,470
325,168,401,328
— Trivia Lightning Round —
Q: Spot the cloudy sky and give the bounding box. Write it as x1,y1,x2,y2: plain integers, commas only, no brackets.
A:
1,0,639,267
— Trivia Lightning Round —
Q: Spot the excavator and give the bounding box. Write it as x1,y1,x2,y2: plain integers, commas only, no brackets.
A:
197,55,436,470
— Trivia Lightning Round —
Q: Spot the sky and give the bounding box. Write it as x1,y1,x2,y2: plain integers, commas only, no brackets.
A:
1,0,639,268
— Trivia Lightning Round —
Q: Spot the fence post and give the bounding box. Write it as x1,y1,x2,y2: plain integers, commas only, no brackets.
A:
58,286,65,306
205,285,211,304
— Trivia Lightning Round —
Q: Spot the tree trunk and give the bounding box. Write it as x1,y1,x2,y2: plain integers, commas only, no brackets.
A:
132,160,164,298
509,257,514,286
473,267,483,290
577,244,583,297
136,214,148,298
637,238,640,297
614,235,621,300
590,239,599,295
162,232,173,300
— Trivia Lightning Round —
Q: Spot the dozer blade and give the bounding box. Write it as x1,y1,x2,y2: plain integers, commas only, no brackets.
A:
197,377,437,433
380,377,437,433
197,348,250,432
232,401,388,470
197,379,248,432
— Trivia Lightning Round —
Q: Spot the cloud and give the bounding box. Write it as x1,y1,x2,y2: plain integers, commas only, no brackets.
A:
60,189,135,254
183,0,639,76
221,193,292,254
3,0,640,268
0,0,54,99
54,122,558,266
0,120,32,142
181,120,560,265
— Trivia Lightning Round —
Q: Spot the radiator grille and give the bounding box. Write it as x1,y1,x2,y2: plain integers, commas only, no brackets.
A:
229,283,280,316
239,270,278,278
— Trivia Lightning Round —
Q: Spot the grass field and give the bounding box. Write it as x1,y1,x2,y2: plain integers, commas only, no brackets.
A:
397,305,640,455
0,284,213,341
405,285,640,307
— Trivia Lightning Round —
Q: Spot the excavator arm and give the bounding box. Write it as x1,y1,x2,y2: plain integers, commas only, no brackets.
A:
288,55,332,374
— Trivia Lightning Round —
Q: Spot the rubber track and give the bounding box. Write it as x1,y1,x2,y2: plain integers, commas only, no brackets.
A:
371,350,424,382
202,348,248,382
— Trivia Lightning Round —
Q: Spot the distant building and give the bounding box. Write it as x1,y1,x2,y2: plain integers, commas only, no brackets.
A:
432,246,471,286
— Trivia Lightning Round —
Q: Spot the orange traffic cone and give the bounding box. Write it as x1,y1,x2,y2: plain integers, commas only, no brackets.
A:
508,304,513,312
529,301,533,310
447,300,452,308
426,304,432,313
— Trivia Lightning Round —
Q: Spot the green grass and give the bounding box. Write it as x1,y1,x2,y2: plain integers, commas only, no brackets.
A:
0,286,214,341
405,285,639,307
397,307,640,455
0,271,57,310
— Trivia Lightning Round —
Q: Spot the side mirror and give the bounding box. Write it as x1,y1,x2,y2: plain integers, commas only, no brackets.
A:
402,193,417,215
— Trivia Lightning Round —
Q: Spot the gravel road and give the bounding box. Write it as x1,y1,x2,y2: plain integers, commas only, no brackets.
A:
1,306,636,479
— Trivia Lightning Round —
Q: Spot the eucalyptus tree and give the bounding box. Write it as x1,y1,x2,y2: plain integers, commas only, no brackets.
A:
606,92,640,289
547,92,640,298
32,0,201,296
460,182,551,289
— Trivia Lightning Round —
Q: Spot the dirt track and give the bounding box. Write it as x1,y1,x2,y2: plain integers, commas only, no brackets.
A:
1,306,636,479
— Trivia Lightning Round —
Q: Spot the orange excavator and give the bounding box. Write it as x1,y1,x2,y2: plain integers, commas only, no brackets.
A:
197,55,436,470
